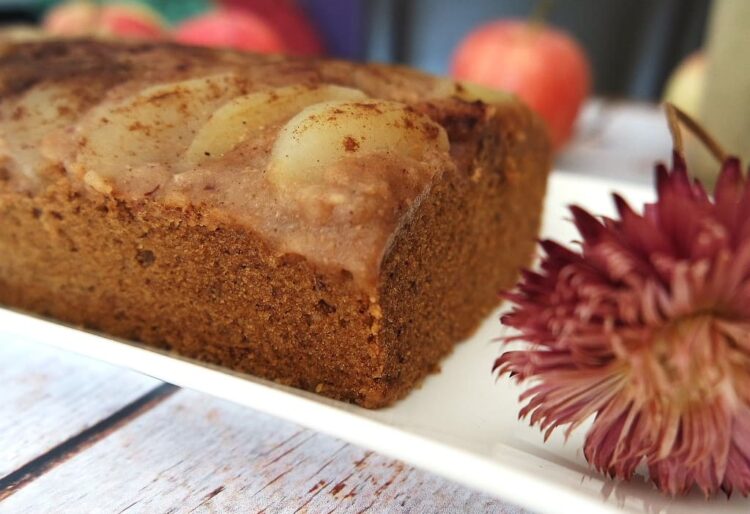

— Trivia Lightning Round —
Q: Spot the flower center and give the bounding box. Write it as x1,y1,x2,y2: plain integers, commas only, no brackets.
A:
632,314,735,409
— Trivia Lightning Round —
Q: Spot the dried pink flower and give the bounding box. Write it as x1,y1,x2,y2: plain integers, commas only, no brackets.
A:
496,152,750,496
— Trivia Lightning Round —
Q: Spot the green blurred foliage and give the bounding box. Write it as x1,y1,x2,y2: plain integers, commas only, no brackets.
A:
138,0,213,23
37,0,215,24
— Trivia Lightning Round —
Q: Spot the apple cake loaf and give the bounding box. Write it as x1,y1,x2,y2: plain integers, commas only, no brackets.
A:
0,39,550,408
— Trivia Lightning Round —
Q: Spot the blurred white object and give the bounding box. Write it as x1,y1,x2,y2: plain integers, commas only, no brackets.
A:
557,99,671,183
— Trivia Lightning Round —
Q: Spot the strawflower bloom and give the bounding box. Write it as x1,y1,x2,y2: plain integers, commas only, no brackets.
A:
496,108,750,497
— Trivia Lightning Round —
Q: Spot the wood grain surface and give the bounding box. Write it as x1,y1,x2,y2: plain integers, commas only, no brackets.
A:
0,337,159,477
0,337,525,513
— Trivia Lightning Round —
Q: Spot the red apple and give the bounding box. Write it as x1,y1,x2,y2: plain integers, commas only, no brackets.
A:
174,9,286,54
451,20,591,149
43,1,167,40
98,4,167,40
219,0,323,55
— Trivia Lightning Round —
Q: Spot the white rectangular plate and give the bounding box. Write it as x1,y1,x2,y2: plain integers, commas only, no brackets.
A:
2,172,747,514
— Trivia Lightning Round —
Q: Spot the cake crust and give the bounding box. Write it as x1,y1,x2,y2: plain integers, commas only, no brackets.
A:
0,39,550,407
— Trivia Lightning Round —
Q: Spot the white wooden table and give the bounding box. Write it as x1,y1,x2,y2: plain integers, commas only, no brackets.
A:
0,101,669,514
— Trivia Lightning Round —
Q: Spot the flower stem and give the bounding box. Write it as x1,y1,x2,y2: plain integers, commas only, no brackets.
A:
664,102,728,164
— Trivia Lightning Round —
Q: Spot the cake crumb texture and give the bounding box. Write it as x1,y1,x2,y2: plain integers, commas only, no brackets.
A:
0,40,550,407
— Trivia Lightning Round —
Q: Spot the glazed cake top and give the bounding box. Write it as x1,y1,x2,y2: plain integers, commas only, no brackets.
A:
0,39,515,286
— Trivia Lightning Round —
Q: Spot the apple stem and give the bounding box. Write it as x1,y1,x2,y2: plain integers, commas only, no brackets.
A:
664,102,728,164
530,0,555,29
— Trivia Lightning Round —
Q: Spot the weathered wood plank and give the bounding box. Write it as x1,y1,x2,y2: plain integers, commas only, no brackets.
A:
0,336,161,477
0,389,526,513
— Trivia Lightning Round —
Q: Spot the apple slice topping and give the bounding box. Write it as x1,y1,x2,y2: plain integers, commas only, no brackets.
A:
268,99,449,187
432,78,514,104
0,83,81,183
454,80,515,104
184,84,367,164
71,73,243,193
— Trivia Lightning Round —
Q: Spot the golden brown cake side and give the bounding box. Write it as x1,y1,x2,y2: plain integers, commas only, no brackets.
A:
0,184,387,402
375,101,549,406
0,40,550,407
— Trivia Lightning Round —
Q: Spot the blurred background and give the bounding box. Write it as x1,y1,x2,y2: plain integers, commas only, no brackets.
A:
0,0,709,99
367,0,709,100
